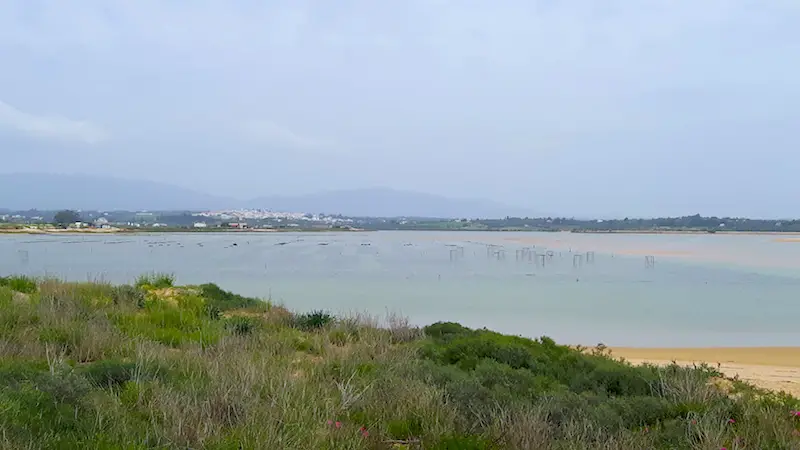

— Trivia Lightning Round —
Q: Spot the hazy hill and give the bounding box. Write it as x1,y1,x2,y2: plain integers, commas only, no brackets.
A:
0,173,234,211
0,174,533,218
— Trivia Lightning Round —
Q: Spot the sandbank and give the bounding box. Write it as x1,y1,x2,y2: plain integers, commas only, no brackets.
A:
610,347,800,396
773,237,800,243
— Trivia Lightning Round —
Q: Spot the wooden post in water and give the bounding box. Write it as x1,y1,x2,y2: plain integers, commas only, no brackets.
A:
585,251,595,264
536,253,546,267
573,254,583,268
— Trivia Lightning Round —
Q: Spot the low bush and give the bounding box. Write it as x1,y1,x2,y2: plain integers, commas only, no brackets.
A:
424,321,472,341
110,284,146,308
428,434,497,450
134,272,175,289
224,316,258,336
0,275,38,294
83,359,136,388
292,310,335,331
386,415,424,440
422,324,662,397
199,283,262,311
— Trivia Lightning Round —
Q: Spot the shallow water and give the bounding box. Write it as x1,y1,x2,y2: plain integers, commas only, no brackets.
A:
2,231,799,347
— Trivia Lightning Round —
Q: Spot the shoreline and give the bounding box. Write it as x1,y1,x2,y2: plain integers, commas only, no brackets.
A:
0,227,366,235
609,347,800,396
570,229,800,236
3,227,800,236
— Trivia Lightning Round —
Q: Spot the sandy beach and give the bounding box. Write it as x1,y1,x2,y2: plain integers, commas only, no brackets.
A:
610,347,800,396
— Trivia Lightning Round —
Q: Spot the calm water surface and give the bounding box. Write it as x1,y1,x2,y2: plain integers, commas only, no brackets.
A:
2,231,799,347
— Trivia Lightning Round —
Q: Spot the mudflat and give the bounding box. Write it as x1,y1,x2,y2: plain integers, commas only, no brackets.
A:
610,347,800,397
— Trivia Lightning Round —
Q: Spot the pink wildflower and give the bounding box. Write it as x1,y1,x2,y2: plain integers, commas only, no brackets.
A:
359,426,369,437
791,410,800,417
327,420,333,426
728,418,735,424
335,421,342,429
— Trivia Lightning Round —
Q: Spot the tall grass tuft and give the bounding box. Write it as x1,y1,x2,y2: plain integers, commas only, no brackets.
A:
292,310,335,331
134,272,175,289
0,275,38,294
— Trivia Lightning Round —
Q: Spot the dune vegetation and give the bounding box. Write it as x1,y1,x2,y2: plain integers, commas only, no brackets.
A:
0,274,799,449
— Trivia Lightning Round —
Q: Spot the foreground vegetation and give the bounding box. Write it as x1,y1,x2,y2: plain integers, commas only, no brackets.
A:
1,274,799,449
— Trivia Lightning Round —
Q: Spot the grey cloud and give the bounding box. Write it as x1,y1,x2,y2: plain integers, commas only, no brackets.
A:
0,1,799,217
0,100,109,144
239,119,336,152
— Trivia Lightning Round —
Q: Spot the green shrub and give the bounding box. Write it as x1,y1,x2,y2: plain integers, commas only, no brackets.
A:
292,310,334,331
292,334,316,353
0,285,13,307
134,272,175,289
199,283,261,311
0,360,50,386
0,363,94,448
422,328,659,397
387,415,424,439
328,329,348,346
83,359,136,388
35,370,92,405
112,302,223,347
472,359,563,402
424,321,473,341
224,316,258,336
39,326,79,348
0,275,37,293
428,434,497,450
205,303,222,319
110,284,146,308
0,382,87,441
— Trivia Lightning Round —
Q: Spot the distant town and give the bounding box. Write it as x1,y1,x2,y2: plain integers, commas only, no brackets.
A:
0,209,358,232
2,208,800,233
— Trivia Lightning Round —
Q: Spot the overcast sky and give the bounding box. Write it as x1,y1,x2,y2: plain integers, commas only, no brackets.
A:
1,1,799,217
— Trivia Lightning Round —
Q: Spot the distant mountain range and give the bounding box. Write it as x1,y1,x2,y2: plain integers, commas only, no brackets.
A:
0,173,236,212
0,173,535,218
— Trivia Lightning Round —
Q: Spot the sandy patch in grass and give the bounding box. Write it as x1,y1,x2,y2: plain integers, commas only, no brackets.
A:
222,306,293,323
149,287,199,307
610,347,800,397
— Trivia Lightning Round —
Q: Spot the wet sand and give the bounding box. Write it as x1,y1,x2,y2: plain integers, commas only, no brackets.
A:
611,347,800,396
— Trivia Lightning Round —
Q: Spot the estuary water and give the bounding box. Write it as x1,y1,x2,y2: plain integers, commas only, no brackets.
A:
2,231,799,347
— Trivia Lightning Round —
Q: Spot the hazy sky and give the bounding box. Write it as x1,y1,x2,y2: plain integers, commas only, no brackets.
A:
1,1,799,217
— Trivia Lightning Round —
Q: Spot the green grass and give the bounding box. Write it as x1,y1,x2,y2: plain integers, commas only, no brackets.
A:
198,282,262,311
0,276,798,449
0,275,37,294
134,272,175,289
